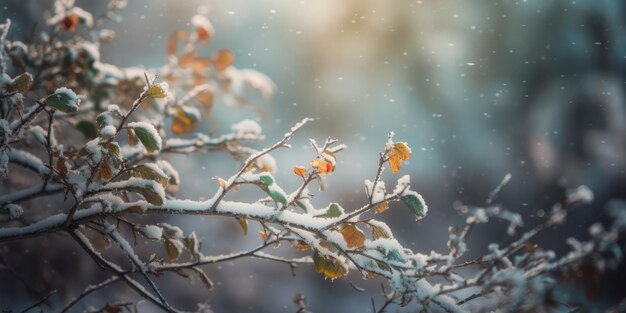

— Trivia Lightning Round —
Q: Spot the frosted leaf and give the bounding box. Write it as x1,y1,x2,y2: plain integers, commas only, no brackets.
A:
138,225,163,240
232,119,262,137
255,153,276,173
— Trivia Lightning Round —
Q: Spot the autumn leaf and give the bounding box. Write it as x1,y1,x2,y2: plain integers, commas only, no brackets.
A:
293,166,307,177
341,224,366,249
258,230,268,241
171,106,200,134
236,217,248,236
295,241,310,251
313,250,347,279
311,158,333,174
145,82,169,99
388,142,411,173
127,128,138,146
374,201,389,214
132,164,169,186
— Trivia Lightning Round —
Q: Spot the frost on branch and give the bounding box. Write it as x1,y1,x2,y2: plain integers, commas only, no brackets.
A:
0,1,623,313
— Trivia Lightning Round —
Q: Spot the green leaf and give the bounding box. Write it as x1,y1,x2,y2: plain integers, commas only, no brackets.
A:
385,249,405,263
268,188,287,205
400,192,428,220
326,203,343,218
75,121,98,139
132,164,169,186
259,174,274,186
129,123,162,153
313,250,347,279
44,88,80,113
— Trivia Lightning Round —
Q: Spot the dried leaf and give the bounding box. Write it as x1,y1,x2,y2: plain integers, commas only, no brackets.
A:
341,224,366,249
191,267,214,292
374,201,389,214
258,230,268,241
132,164,169,186
127,128,138,146
165,239,183,261
388,142,411,173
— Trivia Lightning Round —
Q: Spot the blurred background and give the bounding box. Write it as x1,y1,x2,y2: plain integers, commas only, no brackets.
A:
2,0,626,312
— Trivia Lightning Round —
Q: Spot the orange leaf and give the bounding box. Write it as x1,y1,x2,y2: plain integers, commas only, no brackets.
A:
293,166,307,177
258,230,268,241
341,224,365,249
375,201,389,214
212,49,235,71
295,241,310,251
388,142,411,173
311,159,333,174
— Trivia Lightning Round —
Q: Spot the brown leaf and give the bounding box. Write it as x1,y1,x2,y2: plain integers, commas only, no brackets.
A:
341,224,365,249
127,128,138,146
295,241,310,251
374,201,389,214
191,266,214,292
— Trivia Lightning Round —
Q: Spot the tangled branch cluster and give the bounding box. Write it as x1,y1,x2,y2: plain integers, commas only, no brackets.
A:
0,1,624,312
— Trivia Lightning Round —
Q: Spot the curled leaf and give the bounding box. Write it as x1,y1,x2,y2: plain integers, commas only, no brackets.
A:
237,217,248,236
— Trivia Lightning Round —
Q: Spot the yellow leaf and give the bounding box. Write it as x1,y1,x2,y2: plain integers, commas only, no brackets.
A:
293,166,307,177
313,250,347,279
388,142,411,173
145,82,168,99
375,201,389,214
237,217,248,236
258,230,268,241
341,224,365,249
